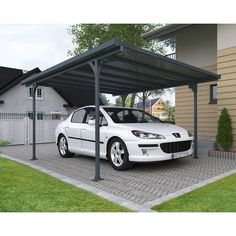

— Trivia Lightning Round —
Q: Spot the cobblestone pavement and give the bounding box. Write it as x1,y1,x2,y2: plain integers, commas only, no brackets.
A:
2,144,236,209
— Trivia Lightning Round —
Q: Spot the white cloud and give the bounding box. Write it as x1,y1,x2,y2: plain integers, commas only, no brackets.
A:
0,24,73,70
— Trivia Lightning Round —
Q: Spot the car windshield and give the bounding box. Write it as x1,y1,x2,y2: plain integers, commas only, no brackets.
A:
103,107,162,123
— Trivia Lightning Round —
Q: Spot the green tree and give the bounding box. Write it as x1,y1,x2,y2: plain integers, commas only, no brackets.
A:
68,24,165,55
216,108,233,151
100,93,109,105
164,100,175,124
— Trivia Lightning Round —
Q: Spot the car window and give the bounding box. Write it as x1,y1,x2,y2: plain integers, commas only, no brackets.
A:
104,107,161,123
71,109,86,123
84,108,108,126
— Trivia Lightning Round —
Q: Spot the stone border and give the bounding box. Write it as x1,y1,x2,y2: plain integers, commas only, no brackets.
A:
208,149,236,160
1,154,152,212
144,167,236,209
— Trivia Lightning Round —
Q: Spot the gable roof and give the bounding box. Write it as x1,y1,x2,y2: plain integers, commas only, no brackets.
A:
0,66,102,107
134,98,160,109
0,66,41,96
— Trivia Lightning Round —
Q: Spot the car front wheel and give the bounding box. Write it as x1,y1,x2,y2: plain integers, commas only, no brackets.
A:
58,135,74,158
107,137,134,171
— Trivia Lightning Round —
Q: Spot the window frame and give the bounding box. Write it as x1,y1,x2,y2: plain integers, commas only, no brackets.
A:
209,84,217,104
28,86,44,100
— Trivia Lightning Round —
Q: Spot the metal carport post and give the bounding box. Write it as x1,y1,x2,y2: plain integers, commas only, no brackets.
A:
31,83,37,161
89,59,103,181
190,83,198,159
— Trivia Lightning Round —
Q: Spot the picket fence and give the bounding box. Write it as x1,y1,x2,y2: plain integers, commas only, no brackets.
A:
0,113,67,145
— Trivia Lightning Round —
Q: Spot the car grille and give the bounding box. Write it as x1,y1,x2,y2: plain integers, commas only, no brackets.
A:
160,140,192,153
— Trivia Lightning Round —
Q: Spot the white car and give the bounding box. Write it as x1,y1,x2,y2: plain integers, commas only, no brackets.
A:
55,106,194,171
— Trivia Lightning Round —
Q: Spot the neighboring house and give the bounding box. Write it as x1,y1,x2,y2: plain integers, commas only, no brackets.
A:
0,66,68,120
134,98,168,120
142,24,236,151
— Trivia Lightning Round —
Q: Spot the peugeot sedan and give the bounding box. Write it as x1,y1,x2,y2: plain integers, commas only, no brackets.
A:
55,106,194,171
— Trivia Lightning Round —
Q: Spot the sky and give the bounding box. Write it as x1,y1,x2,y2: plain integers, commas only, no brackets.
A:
0,24,175,105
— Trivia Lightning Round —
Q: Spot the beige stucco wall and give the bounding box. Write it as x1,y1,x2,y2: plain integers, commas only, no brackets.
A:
218,24,236,50
176,24,217,67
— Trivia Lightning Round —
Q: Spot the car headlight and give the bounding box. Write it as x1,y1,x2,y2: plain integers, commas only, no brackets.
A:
187,130,193,137
131,130,165,139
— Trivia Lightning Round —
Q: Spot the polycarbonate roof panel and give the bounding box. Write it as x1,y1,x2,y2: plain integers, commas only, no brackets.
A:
22,39,220,95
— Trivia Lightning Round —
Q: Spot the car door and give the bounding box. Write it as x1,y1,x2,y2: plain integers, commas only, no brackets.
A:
80,107,108,157
65,108,86,153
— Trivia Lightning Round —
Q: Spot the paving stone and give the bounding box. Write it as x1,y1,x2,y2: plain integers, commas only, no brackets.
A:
2,143,236,207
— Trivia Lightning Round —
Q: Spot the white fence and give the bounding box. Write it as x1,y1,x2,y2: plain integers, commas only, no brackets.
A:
0,113,67,145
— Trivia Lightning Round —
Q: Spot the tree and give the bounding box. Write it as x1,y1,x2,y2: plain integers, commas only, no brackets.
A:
216,108,233,151
68,24,165,56
164,100,175,124
100,93,109,105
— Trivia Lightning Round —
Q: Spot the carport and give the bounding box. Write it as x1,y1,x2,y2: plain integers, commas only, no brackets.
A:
22,39,220,181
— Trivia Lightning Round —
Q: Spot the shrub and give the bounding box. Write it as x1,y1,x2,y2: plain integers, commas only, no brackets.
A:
216,108,233,151
0,140,10,147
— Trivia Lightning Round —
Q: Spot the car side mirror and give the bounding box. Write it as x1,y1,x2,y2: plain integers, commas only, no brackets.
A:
88,119,95,125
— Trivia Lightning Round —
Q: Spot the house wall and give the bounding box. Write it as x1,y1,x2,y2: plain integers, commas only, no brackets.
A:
151,98,167,119
176,24,217,67
217,46,236,151
175,24,236,151
175,65,218,141
217,24,236,50
0,83,68,115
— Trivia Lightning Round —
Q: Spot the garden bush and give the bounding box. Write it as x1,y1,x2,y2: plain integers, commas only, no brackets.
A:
216,108,233,151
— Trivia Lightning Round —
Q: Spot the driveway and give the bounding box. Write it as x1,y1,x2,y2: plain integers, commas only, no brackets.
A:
2,144,236,211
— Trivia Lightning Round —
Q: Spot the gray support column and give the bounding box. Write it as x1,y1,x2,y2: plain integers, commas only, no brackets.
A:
31,84,38,160
89,60,103,181
191,83,198,159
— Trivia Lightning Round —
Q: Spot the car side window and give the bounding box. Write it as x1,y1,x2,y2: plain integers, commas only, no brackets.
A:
71,109,86,123
84,108,108,126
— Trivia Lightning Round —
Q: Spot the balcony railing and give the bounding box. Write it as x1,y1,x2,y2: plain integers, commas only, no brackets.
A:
165,53,176,60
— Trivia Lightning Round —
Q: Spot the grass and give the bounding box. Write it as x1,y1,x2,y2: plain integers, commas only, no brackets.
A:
153,173,236,212
0,157,129,212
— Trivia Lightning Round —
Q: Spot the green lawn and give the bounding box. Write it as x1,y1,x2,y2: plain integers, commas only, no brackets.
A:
153,173,236,212
0,157,129,212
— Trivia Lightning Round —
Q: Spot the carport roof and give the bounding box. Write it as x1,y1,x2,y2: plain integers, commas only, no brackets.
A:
22,39,220,95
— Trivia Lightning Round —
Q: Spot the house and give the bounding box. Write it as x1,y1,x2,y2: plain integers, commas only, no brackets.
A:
0,66,68,120
134,98,168,120
142,24,236,151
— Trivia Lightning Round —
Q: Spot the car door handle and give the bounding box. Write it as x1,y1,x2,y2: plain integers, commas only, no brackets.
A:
81,128,86,131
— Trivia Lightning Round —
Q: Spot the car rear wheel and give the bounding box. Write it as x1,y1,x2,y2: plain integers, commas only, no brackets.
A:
107,137,134,171
58,135,74,158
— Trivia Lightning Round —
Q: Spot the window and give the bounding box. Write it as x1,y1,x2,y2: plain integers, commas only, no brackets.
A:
27,112,44,120
210,84,217,104
104,107,161,124
28,87,43,99
84,108,108,126
37,113,44,120
71,109,86,123
37,88,43,98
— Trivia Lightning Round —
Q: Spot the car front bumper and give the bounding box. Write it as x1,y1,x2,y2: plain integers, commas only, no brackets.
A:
126,138,194,162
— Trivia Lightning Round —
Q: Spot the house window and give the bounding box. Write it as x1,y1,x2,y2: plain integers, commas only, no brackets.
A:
210,84,217,104
28,87,43,99
27,112,44,120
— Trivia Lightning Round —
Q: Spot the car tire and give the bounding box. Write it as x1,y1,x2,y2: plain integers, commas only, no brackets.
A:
58,135,74,158
107,137,134,171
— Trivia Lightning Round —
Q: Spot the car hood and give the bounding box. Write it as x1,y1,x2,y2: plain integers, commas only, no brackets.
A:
116,123,188,136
